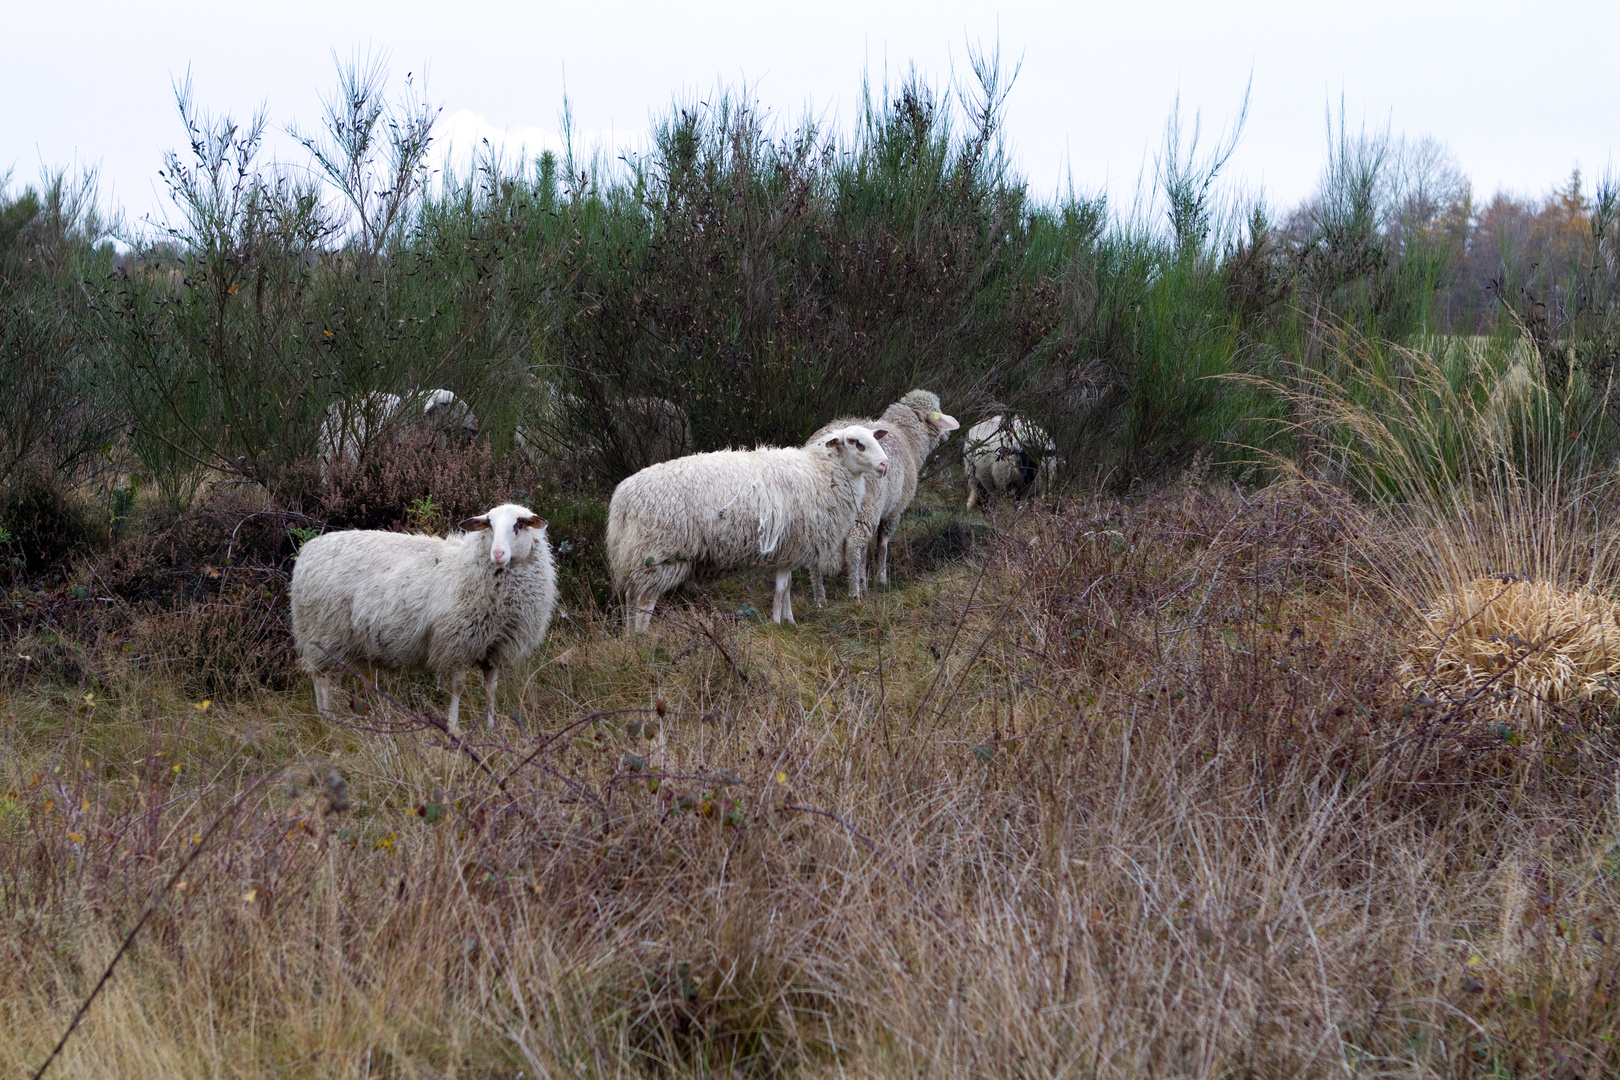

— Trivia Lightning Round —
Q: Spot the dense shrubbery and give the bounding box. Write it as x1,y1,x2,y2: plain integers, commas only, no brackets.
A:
0,58,1614,524
0,58,1615,613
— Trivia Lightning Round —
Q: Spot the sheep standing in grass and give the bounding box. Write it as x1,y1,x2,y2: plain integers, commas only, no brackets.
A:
421,388,480,445
607,426,891,631
289,503,556,735
317,391,402,474
964,415,1062,508
807,390,959,603
317,388,480,476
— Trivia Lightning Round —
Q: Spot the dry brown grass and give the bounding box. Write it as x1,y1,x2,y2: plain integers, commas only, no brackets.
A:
1404,575,1620,728
5,482,1620,1078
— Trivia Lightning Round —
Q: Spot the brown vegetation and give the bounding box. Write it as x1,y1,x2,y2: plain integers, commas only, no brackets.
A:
5,478,1620,1078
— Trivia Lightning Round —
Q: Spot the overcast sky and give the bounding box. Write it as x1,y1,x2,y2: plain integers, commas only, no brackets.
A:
4,0,1616,239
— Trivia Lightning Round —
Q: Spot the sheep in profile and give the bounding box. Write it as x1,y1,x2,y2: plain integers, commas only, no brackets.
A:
317,388,480,475
963,415,1062,508
317,391,403,474
807,389,959,602
606,426,891,631
289,503,556,735
422,388,480,444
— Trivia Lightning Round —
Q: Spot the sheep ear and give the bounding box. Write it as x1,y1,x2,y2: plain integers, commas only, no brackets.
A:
932,412,960,431
460,516,492,532
825,436,842,450
871,428,890,442
519,515,547,531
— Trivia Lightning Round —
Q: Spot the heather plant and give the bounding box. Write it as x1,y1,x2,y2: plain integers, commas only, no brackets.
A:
307,426,539,532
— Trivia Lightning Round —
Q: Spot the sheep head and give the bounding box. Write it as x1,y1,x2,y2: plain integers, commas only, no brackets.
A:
424,388,480,438
900,388,959,444
460,504,548,567
824,425,890,478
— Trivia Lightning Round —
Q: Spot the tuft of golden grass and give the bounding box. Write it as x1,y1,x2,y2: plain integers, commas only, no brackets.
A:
1404,575,1620,725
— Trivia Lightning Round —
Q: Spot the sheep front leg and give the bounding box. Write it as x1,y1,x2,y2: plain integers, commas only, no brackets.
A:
312,672,335,719
842,529,866,604
811,565,826,607
447,670,465,737
481,662,499,730
772,568,796,625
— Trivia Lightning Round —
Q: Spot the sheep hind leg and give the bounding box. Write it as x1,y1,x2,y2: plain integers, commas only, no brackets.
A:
875,518,896,586
772,569,796,625
625,562,689,633
811,565,826,608
623,583,659,633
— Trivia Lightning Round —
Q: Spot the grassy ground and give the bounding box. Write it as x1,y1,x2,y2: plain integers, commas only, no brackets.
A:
5,477,1620,1078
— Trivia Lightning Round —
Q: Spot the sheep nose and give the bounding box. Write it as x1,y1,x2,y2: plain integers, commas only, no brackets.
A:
491,548,509,565
876,460,889,477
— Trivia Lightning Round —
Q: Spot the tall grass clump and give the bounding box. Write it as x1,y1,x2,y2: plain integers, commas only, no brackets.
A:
1267,330,1620,580
1253,325,1620,747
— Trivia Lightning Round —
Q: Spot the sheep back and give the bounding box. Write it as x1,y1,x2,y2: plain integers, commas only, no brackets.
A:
607,444,861,590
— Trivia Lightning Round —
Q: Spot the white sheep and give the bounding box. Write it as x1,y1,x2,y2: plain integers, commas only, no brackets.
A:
289,503,557,735
421,388,481,444
806,389,959,603
963,415,1062,508
317,391,402,474
606,426,891,631
317,388,479,475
